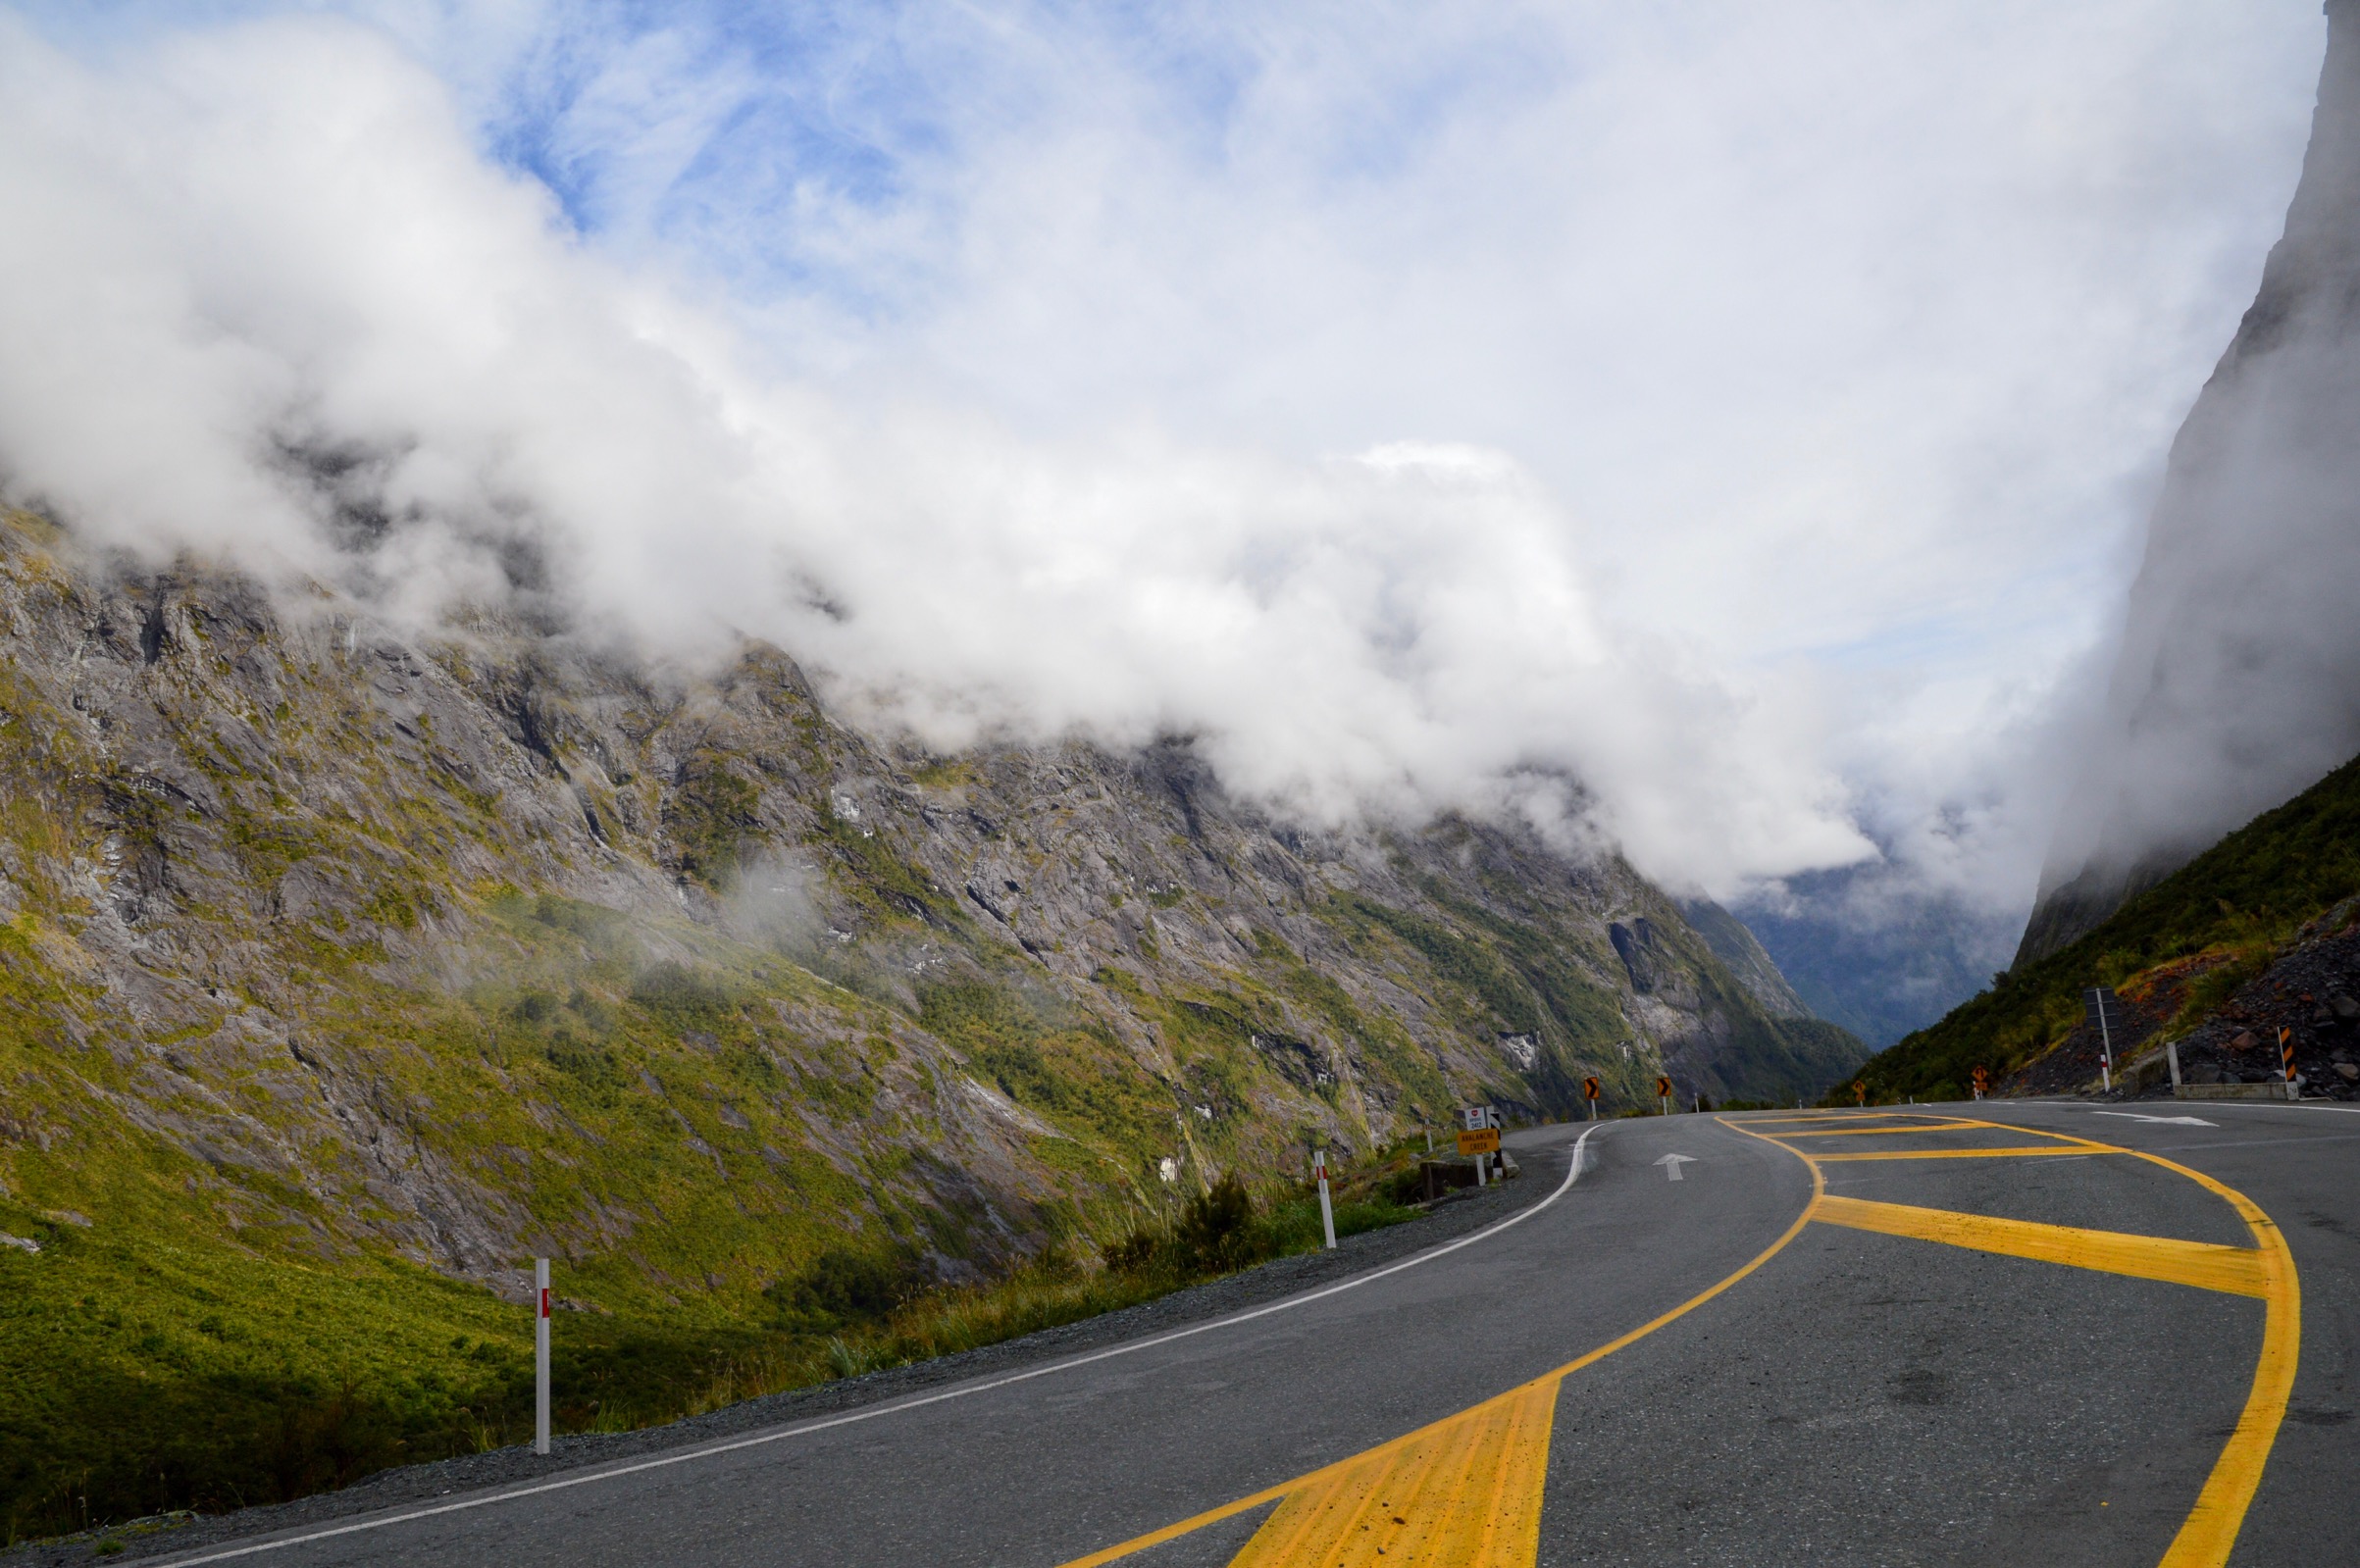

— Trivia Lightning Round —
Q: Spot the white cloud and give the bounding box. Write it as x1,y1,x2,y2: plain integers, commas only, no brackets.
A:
0,1,2328,915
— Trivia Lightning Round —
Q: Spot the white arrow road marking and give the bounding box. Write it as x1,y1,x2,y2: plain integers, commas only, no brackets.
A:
1655,1153,1697,1181
2090,1111,2218,1128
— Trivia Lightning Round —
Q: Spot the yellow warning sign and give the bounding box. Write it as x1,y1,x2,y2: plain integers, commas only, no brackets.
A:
1456,1128,1500,1156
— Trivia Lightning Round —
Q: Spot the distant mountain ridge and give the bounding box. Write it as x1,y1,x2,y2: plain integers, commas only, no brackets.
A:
1674,897,1811,1019
1729,873,2019,1051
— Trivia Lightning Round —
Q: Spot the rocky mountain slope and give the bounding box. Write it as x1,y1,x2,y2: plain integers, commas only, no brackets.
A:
2023,0,2360,963
0,508,1860,1532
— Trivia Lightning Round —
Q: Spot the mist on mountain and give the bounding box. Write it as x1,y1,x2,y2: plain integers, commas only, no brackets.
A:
2026,0,2360,960
1732,869,2023,1051
0,10,1884,897
0,3,2325,926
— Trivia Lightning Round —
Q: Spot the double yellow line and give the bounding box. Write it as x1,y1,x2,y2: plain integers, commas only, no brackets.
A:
1053,1112,2298,1568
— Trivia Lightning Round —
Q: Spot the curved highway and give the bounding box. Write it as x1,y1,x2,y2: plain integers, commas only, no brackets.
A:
142,1100,2359,1567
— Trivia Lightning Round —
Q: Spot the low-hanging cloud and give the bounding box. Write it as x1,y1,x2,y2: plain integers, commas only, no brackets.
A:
0,4,2325,914
2033,2,2360,941
0,12,1877,893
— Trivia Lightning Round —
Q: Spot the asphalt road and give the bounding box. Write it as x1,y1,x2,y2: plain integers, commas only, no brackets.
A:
139,1100,2359,1567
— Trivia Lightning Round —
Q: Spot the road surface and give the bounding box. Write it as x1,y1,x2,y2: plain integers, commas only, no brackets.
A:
141,1099,2359,1567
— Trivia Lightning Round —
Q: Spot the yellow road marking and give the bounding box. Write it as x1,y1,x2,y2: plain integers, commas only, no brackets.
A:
1910,1121,2303,1564
1227,1377,1560,1568
1060,1117,2298,1568
1048,1155,1827,1568
2123,1150,2301,1568
1811,1193,2270,1296
1730,1116,2302,1568
1745,1115,1962,1127
1811,1145,2115,1162
1771,1123,2006,1138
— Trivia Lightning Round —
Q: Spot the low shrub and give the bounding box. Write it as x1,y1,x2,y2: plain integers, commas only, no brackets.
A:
765,1248,924,1333
1176,1174,1257,1272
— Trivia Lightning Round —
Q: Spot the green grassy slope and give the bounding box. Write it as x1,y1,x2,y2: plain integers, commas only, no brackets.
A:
1840,751,2360,1102
0,901,1031,1541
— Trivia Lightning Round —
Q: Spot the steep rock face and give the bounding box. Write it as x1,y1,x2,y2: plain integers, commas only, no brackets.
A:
0,512,1857,1313
1674,897,1810,1018
2024,0,2360,963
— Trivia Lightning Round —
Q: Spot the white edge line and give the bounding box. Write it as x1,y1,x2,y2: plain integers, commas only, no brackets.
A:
148,1122,1611,1566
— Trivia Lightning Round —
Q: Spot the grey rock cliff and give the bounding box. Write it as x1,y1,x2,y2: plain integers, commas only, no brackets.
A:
2024,0,2360,964
0,511,1859,1304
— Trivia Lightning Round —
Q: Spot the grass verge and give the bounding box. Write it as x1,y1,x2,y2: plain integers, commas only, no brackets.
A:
3,1146,1424,1548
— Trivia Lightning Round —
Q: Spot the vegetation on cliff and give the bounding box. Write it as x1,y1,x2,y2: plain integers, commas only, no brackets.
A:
0,512,1855,1539
1838,749,2360,1102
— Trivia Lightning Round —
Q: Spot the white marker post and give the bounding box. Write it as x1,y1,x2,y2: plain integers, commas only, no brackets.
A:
1313,1148,1337,1250
2167,1039,2182,1091
535,1257,551,1456
2086,987,2118,1093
